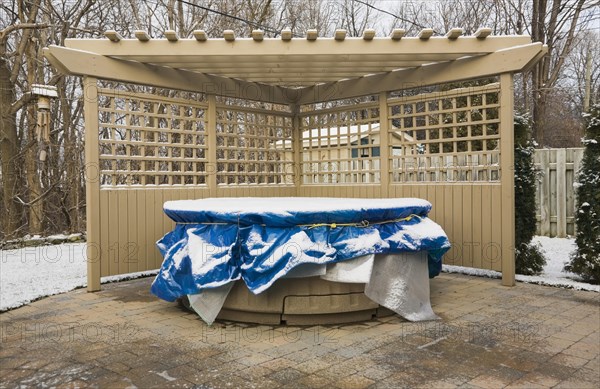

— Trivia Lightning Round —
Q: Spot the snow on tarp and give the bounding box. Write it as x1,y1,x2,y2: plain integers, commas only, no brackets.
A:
151,197,451,302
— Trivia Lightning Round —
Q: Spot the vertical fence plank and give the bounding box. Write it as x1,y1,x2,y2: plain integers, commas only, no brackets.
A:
481,184,492,270
136,188,147,273
461,185,473,268
100,191,109,277
471,185,483,270
556,148,567,237
127,189,138,273
539,150,551,236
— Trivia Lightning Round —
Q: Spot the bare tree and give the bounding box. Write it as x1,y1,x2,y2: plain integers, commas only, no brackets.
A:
529,0,596,145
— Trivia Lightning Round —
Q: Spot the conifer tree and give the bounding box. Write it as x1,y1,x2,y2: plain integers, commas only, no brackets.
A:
566,104,600,283
514,114,546,275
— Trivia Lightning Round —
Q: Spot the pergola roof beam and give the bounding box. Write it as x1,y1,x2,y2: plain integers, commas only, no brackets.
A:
160,61,424,70
65,36,532,58
128,53,470,64
296,42,547,104
43,45,291,104
46,32,545,104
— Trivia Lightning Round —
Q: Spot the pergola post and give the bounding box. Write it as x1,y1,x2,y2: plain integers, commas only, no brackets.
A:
500,73,516,286
379,92,390,198
291,104,302,190
84,76,101,291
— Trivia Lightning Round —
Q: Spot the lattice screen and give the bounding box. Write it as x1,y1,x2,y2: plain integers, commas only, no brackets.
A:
216,105,294,185
299,103,381,184
98,89,208,186
387,83,501,183
97,83,501,188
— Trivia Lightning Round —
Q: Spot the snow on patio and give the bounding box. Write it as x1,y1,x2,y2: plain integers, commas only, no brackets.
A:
1,236,597,312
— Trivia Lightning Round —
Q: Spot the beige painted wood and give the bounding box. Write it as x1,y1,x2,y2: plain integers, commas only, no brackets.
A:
65,35,532,55
43,46,290,104
292,105,302,189
491,183,503,272
386,183,501,270
499,73,515,286
298,43,545,104
83,76,527,287
46,38,545,104
207,95,217,197
99,186,109,277
453,185,464,267
127,189,138,273
379,92,390,197
83,76,101,291
471,185,482,269
481,184,493,269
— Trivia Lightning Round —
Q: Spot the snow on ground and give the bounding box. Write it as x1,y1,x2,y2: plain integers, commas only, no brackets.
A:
0,236,597,312
443,236,599,292
0,243,157,311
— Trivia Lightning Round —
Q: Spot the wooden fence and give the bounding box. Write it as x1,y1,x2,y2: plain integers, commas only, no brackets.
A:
534,148,584,237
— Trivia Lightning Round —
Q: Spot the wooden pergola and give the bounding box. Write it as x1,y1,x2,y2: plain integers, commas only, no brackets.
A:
45,28,546,292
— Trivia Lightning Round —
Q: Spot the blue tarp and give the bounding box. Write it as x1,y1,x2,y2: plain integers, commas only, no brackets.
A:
151,198,451,302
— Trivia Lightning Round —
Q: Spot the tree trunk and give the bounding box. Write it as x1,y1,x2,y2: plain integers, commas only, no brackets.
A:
0,46,23,238
532,89,548,145
25,107,44,234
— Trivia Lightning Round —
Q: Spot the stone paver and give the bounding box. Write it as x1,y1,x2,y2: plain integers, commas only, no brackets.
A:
1,273,598,388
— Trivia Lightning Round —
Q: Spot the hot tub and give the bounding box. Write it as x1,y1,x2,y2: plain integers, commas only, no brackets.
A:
151,197,450,325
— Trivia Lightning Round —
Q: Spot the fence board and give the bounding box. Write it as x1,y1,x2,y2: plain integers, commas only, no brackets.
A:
534,148,583,238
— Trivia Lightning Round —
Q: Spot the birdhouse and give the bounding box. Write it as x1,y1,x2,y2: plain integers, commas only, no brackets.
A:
31,84,58,161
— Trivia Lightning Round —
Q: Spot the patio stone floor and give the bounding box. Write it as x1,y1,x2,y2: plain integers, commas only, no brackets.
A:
1,273,598,388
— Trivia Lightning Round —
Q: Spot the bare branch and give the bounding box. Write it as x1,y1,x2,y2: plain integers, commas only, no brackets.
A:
0,23,49,43
9,92,34,115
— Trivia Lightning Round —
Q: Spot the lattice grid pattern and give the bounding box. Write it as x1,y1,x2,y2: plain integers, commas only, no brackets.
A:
98,90,208,186
388,83,501,183
299,103,381,184
216,106,294,185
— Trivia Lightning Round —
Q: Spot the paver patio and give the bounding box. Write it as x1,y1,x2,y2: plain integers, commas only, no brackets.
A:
1,273,598,388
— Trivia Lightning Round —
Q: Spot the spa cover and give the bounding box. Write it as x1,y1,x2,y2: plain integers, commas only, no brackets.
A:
151,197,451,302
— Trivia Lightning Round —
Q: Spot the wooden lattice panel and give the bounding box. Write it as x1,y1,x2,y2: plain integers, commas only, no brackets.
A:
387,83,501,183
299,103,381,184
98,89,208,186
216,105,294,185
